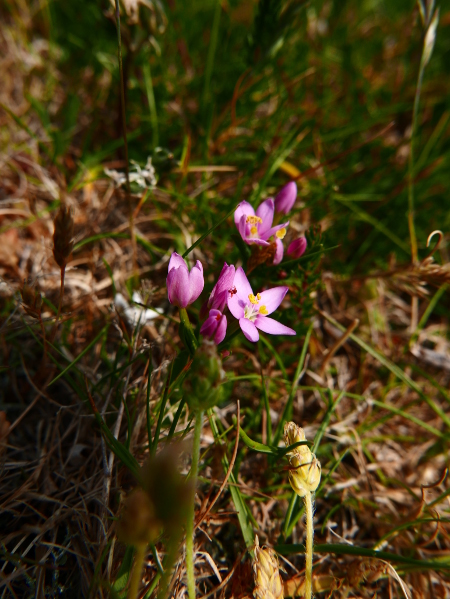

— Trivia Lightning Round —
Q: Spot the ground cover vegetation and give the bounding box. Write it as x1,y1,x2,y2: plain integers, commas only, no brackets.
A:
1,0,450,597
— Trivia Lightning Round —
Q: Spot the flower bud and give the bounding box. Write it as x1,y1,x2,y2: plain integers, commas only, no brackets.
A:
284,422,321,497
274,182,297,215
53,205,74,269
167,252,204,308
253,536,284,599
200,309,227,344
287,237,307,259
284,421,306,445
207,263,235,312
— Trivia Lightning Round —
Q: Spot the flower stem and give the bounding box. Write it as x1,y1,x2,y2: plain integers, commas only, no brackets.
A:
186,410,203,599
179,308,198,355
128,542,146,599
156,535,180,599
50,265,66,343
304,491,314,599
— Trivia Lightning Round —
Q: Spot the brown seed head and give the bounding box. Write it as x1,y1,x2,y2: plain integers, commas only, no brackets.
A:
116,488,161,546
20,282,43,319
253,536,284,599
53,205,74,269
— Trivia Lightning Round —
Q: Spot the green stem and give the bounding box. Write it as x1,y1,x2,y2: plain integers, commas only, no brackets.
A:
146,356,153,448
304,492,314,599
282,492,298,540
155,536,180,599
407,64,424,264
179,307,191,329
50,265,65,342
113,0,130,193
179,307,198,355
143,63,159,149
128,543,146,599
186,410,204,599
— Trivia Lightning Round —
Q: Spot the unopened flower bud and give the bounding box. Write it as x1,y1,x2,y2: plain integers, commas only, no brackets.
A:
284,422,321,497
284,421,306,447
207,263,235,312
166,252,204,308
274,182,297,215
253,536,284,599
288,453,321,497
200,309,227,344
53,205,74,269
287,237,307,259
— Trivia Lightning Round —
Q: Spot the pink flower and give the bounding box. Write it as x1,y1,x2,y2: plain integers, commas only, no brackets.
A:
234,199,289,247
207,263,236,312
227,267,296,342
200,309,227,344
273,238,284,265
287,237,307,259
274,182,297,215
167,252,204,308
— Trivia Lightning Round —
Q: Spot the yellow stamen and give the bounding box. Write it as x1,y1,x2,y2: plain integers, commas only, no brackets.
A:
276,228,287,240
259,305,268,315
248,293,262,305
250,226,258,235
246,215,263,225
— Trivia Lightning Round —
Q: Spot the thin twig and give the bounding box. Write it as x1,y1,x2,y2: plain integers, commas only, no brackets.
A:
50,265,66,343
320,319,359,378
195,400,240,530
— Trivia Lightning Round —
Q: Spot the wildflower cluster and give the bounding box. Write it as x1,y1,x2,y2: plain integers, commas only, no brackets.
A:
166,182,303,346
235,182,307,266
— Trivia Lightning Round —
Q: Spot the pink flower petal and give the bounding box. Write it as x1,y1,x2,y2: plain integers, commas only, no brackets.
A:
167,265,190,307
227,267,252,319
200,309,225,343
255,315,296,336
258,286,289,314
214,263,235,295
273,238,284,265
247,238,270,247
238,214,248,239
274,182,297,215
168,252,187,272
233,267,253,302
188,260,204,304
261,221,290,241
256,198,274,235
214,314,227,344
234,201,254,226
239,317,259,342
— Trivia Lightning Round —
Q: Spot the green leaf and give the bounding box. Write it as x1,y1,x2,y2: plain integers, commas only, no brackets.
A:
276,543,450,572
